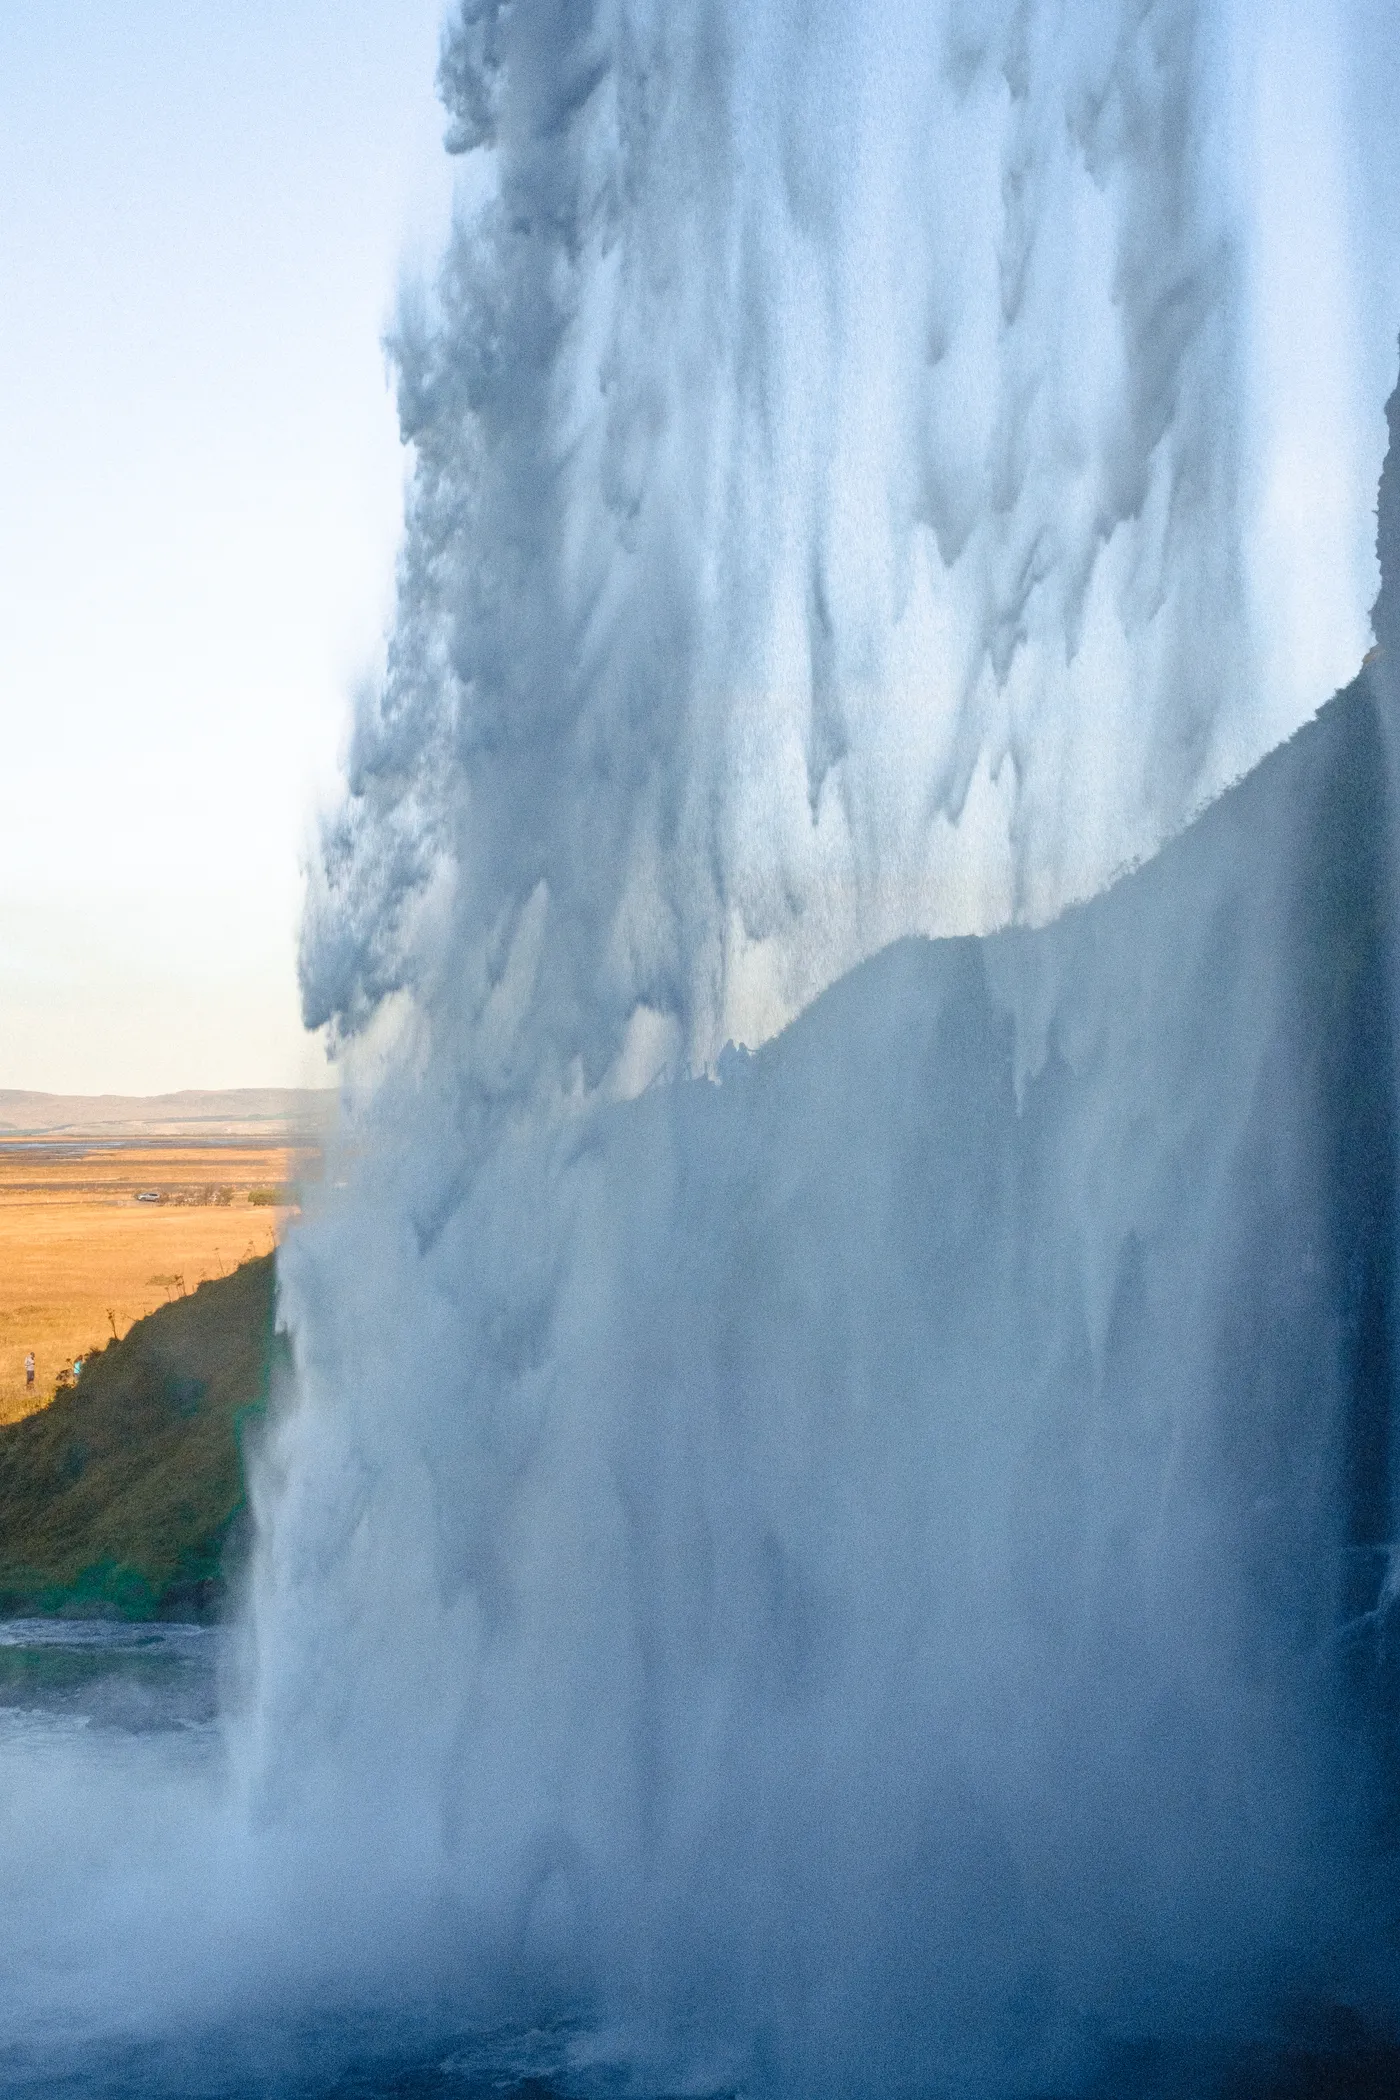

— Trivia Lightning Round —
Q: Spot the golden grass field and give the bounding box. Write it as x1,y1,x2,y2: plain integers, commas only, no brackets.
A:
0,1140,314,1424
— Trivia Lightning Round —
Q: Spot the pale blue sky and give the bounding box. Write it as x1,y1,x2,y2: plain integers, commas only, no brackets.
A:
0,0,452,1091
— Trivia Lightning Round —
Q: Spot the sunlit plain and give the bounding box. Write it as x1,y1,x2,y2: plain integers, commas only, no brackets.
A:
0,1143,307,1422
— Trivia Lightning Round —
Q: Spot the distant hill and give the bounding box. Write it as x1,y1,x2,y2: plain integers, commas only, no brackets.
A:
0,1087,336,1141
0,1256,281,1618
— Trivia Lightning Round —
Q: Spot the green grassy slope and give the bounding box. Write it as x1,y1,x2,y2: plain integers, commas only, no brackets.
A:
0,1255,282,1618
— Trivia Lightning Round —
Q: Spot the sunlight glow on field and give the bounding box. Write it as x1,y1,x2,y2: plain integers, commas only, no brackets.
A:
0,1141,313,1422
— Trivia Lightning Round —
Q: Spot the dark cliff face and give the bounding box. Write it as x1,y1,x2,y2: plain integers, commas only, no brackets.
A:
1372,346,1400,673
1295,686,1399,1746
0,1253,282,1617
1340,342,1400,1789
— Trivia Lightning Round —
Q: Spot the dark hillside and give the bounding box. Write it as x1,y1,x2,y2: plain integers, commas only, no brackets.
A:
0,1255,281,1618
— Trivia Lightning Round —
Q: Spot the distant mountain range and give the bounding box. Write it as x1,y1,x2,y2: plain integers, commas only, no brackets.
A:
0,1088,337,1140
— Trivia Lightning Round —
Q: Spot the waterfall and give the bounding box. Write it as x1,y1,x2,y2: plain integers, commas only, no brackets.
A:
298,0,1382,1102
240,3,1400,2088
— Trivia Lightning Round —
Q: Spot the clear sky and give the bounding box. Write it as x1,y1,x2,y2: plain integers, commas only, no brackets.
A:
0,1,453,1094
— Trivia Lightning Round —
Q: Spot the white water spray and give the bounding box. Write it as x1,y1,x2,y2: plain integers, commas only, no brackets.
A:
302,0,1384,1093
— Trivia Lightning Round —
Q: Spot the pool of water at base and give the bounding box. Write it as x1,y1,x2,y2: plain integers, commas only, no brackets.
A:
4,2014,1400,2100
0,1622,1398,2099
0,1616,220,1734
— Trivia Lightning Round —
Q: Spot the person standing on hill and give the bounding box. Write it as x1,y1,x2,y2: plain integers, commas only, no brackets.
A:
24,1352,34,1391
